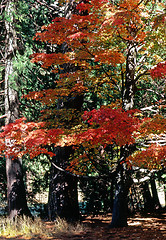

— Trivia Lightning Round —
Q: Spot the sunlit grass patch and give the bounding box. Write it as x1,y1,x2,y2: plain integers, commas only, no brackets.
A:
0,216,50,238
52,217,86,237
0,216,86,239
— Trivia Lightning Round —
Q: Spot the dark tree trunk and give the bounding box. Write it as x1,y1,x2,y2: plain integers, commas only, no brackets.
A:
110,147,133,228
4,0,31,219
48,0,86,221
142,181,155,212
109,177,114,212
47,95,83,221
150,176,162,210
48,147,79,221
6,157,32,219
110,39,137,227
109,167,128,228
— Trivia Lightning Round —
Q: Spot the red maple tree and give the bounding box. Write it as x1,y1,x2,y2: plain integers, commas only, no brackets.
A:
0,0,165,172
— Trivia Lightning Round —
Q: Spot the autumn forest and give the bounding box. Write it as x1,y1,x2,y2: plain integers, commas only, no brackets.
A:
0,0,166,239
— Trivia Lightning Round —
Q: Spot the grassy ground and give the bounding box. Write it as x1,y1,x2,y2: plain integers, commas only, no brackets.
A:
0,213,165,239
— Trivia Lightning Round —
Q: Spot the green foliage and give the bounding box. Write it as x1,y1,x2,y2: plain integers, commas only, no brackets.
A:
23,155,50,201
79,178,113,215
135,76,165,114
15,0,59,43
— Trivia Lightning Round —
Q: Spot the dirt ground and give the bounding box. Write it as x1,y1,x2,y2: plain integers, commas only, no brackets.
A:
78,213,166,240
0,213,165,240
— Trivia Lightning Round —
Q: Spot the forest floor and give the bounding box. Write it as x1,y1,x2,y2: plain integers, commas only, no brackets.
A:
0,212,165,240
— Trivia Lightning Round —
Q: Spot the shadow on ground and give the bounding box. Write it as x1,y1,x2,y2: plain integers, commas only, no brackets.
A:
0,213,165,240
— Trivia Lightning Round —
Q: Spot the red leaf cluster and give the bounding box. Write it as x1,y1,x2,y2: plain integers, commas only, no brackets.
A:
127,144,166,169
75,107,141,147
150,61,166,79
0,118,63,159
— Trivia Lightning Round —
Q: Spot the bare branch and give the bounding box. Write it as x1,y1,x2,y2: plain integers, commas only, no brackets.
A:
0,114,7,119
135,70,150,82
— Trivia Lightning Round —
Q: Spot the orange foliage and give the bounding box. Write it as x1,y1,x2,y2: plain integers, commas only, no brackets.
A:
126,115,166,169
127,145,166,170
27,0,153,105
138,115,166,136
74,107,141,148
0,118,63,159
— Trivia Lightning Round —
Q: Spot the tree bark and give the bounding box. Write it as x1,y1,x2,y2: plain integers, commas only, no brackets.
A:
109,165,128,227
150,176,162,210
123,42,137,110
141,181,154,212
48,147,79,221
48,95,83,222
6,157,32,219
48,0,86,221
4,0,31,219
110,146,133,228
110,41,137,227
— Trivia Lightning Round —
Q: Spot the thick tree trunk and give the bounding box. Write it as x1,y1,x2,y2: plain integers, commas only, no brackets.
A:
110,42,137,227
4,0,31,219
48,95,83,222
109,166,128,228
142,181,155,212
48,96,82,221
110,146,133,228
48,147,79,221
6,157,32,219
48,0,86,221
150,176,162,210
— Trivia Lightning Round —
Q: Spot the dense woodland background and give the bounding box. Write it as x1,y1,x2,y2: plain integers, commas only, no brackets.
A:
0,0,165,231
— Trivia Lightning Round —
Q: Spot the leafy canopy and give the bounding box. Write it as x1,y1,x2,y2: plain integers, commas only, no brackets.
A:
0,0,165,171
